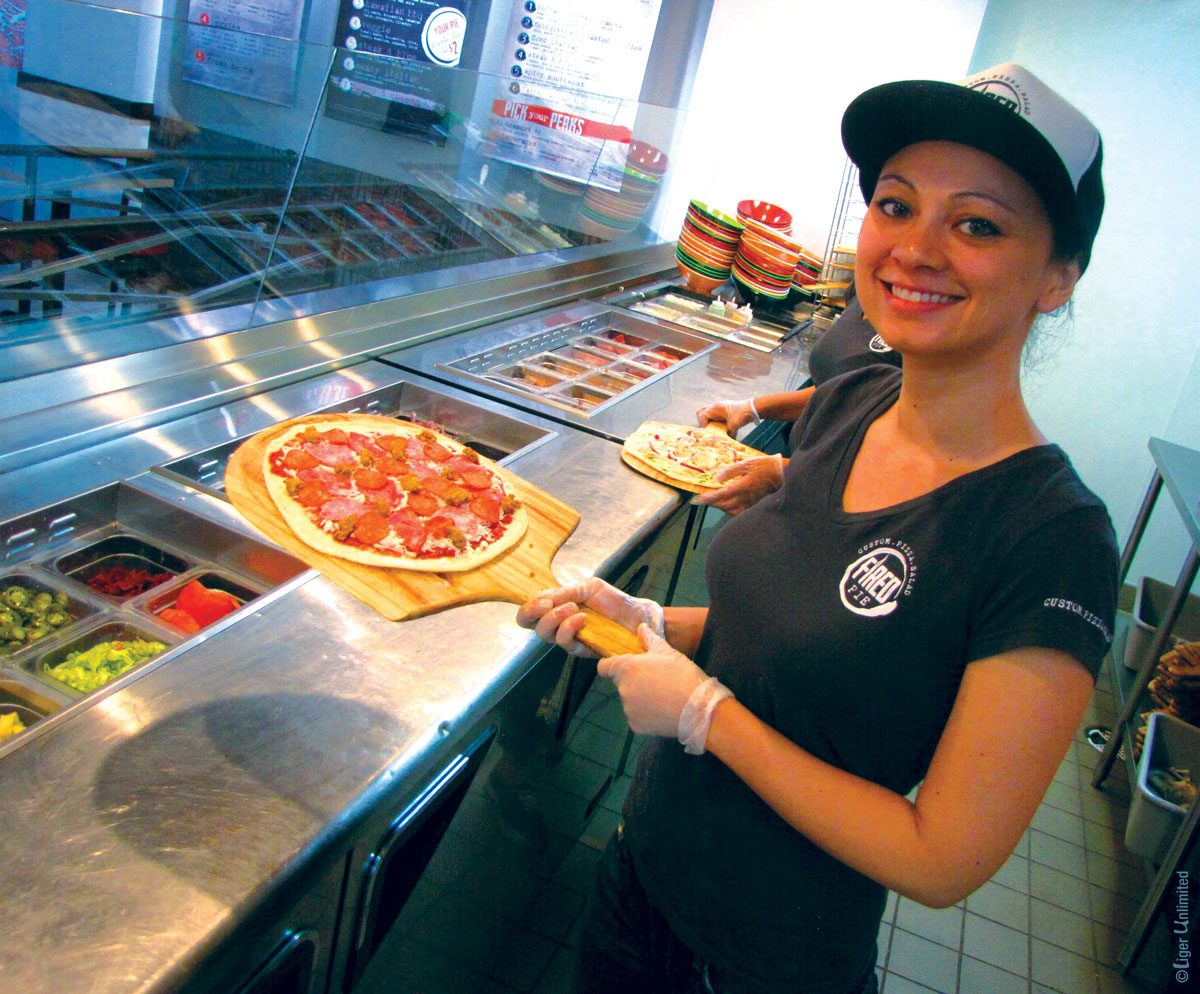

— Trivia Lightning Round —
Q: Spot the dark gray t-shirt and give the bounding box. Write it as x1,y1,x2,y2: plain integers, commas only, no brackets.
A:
807,291,900,387
625,366,1118,992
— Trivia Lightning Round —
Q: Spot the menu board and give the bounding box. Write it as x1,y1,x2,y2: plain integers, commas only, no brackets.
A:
182,0,304,107
326,0,469,143
478,0,662,189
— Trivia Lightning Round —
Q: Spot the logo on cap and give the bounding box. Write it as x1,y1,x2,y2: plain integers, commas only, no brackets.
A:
969,77,1026,117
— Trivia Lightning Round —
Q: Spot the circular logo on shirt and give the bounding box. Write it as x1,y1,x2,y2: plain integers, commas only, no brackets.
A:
422,6,467,67
868,333,893,354
839,543,913,617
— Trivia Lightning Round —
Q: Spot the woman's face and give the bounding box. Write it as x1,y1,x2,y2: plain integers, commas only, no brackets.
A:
855,141,1079,365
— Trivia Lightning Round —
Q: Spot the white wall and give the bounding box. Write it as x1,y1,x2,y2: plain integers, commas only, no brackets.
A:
662,0,987,253
970,0,1200,592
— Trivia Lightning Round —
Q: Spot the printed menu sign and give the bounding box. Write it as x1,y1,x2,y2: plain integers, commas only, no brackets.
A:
333,0,467,67
183,0,304,106
326,0,468,142
478,0,662,189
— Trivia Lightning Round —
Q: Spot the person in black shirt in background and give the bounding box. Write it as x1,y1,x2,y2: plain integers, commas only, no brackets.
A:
518,62,1118,994
694,279,902,515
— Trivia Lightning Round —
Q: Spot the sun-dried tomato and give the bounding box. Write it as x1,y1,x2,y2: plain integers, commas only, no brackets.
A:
86,564,172,597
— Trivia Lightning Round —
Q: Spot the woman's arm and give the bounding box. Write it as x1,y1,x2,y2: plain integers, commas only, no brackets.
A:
704,646,1093,907
750,387,817,423
662,606,708,657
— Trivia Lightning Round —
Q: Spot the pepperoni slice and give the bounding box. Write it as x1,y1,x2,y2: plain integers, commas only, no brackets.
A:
284,448,320,471
374,454,408,476
461,468,494,490
406,493,440,517
423,441,452,463
469,494,501,524
296,481,330,507
419,474,454,497
352,510,390,546
321,428,349,445
354,468,388,490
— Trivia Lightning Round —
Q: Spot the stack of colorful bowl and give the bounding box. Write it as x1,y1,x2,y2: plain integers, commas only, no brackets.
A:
676,199,744,294
577,140,670,239
736,199,793,235
732,217,803,306
788,246,825,302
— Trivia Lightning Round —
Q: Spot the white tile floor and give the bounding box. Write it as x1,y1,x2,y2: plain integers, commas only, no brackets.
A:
359,506,1186,994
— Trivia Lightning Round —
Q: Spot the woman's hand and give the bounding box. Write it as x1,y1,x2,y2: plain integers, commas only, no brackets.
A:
697,399,758,433
516,577,664,657
692,454,785,514
598,626,709,739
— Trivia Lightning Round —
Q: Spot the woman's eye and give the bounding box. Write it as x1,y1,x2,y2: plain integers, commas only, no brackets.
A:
957,216,1001,237
875,197,909,218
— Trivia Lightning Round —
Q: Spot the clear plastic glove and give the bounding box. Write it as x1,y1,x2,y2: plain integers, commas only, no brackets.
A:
516,577,664,658
598,625,709,739
696,398,759,433
692,453,785,515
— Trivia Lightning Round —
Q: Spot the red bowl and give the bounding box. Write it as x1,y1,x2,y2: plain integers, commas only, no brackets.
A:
741,217,802,253
737,199,793,230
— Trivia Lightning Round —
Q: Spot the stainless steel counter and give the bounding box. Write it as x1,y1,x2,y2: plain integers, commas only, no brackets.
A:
0,362,686,994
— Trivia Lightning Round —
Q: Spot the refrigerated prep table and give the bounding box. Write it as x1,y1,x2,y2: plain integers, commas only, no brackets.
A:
0,361,695,994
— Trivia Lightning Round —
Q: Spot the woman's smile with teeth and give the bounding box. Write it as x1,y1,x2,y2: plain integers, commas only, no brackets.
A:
887,283,959,304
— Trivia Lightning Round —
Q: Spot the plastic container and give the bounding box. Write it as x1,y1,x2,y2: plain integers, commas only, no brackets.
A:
1124,575,1200,670
1125,711,1200,862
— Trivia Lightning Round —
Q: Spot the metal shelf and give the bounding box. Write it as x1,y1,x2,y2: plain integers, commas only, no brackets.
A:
1091,437,1200,972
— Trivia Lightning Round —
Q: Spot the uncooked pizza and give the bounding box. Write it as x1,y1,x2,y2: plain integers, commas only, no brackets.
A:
263,417,527,572
622,421,764,491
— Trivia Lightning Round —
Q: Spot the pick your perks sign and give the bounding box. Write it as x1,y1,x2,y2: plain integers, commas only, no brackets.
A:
479,0,662,190
183,0,305,106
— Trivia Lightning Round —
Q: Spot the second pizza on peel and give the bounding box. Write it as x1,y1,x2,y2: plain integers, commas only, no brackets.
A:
621,421,766,492
262,415,528,572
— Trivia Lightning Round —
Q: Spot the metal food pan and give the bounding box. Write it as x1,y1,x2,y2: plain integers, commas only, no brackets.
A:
606,361,657,381
489,363,564,390
610,282,813,354
0,482,307,600
138,569,265,636
575,330,650,351
0,678,60,745
552,383,615,411
436,309,717,419
25,617,179,699
0,568,102,659
550,345,611,368
529,354,590,376
53,533,192,604
152,379,556,502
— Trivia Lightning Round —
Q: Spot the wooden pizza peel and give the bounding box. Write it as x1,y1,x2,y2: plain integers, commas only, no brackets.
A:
225,414,644,658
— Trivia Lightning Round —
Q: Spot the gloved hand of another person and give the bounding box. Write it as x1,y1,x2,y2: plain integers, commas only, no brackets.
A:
692,453,785,515
696,398,759,433
516,577,664,658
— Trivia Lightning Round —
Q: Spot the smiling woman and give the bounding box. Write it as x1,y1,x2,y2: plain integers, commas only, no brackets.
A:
518,63,1120,994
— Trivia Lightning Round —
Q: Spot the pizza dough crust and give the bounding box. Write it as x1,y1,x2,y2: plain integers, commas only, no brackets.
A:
263,416,528,572
622,421,764,491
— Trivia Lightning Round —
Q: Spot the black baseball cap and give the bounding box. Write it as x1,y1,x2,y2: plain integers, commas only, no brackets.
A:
842,63,1104,272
